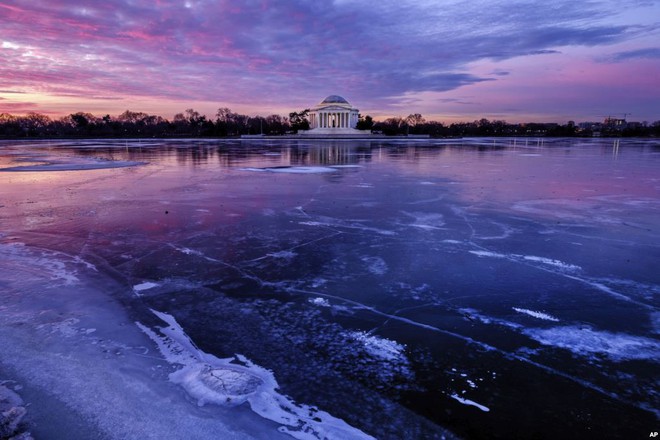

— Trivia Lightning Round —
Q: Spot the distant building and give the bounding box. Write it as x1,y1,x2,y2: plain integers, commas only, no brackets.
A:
603,117,627,130
307,95,360,133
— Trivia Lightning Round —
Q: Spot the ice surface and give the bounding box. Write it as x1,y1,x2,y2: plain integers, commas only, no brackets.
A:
2,138,658,439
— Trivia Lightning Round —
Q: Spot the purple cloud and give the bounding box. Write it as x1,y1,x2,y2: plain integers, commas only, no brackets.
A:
609,47,660,61
0,0,658,121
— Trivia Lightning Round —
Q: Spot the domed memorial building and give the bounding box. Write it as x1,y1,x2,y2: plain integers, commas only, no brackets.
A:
302,95,365,135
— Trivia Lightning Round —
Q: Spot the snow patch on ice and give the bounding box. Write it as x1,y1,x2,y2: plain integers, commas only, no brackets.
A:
170,244,204,257
138,310,375,440
268,250,297,259
308,297,331,307
469,250,581,271
469,250,507,259
133,282,159,294
349,331,406,362
521,255,581,271
513,307,559,322
449,394,490,412
459,308,523,330
299,221,326,227
522,325,660,362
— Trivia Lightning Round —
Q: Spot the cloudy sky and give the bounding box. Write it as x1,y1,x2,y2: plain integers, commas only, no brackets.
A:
1,0,658,122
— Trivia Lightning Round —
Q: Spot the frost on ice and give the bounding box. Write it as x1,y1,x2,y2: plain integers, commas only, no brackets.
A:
138,309,375,440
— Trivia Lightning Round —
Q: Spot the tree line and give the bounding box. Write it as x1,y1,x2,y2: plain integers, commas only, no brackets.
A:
1,109,658,138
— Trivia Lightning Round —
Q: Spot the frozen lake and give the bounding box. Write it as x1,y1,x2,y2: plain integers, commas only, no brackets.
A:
0,138,658,439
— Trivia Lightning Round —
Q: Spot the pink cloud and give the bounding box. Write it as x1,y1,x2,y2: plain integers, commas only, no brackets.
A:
0,0,657,121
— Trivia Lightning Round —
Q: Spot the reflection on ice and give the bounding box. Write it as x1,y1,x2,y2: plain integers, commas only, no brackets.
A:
1,137,659,439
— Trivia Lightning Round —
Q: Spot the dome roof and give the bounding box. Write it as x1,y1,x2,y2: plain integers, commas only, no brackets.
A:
320,95,349,104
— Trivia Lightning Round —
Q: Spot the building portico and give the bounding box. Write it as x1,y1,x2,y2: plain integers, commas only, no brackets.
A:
308,95,360,131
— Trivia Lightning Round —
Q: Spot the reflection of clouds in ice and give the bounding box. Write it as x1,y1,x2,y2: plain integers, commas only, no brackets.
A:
522,326,660,362
138,310,375,440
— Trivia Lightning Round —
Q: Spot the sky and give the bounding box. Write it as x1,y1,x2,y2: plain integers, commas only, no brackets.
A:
1,0,659,123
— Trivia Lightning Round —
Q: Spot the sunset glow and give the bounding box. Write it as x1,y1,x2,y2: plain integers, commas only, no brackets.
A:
1,0,658,122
